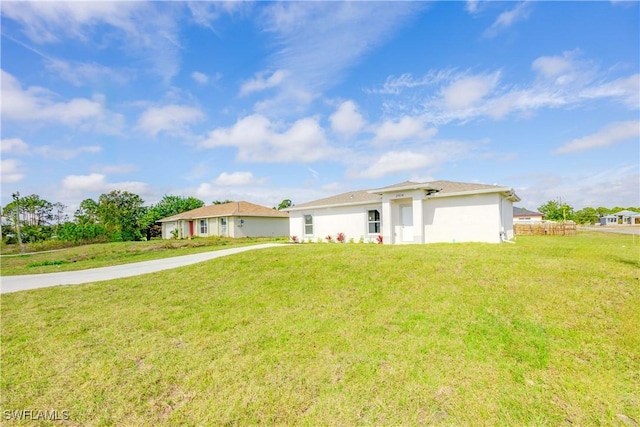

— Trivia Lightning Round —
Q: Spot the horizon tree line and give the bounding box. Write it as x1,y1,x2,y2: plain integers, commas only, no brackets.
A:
2,191,637,247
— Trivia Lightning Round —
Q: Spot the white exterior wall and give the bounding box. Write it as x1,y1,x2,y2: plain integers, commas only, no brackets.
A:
289,192,515,244
423,194,502,243
514,216,543,223
162,221,178,239
232,216,289,238
162,216,287,239
501,197,515,240
289,204,382,242
162,220,192,239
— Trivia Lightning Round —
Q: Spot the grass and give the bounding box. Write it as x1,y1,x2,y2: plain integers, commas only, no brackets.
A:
0,236,286,276
1,232,638,425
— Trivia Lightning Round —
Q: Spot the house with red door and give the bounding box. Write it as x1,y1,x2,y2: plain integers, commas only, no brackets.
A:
157,201,289,239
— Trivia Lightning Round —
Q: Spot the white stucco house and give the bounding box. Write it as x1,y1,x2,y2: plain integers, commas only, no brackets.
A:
157,201,289,239
287,180,520,244
599,210,640,226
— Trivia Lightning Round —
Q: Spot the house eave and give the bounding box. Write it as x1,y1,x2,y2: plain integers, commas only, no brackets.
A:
427,187,520,202
286,199,381,212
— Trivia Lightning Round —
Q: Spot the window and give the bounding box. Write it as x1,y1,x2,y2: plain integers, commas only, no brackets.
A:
200,219,208,234
221,218,227,235
304,215,313,235
368,209,380,234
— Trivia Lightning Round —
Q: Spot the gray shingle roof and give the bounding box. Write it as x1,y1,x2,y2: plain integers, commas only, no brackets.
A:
513,207,544,216
289,180,518,210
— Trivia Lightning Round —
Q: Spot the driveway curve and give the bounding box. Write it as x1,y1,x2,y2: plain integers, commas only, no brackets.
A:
1,243,288,294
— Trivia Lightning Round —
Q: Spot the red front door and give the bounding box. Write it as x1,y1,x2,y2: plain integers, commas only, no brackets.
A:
189,221,194,237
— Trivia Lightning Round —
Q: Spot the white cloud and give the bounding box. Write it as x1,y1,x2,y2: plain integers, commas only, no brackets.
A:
330,101,366,137
466,0,480,14
45,57,131,87
201,114,337,163
92,164,137,175
1,159,25,183
532,53,575,79
137,105,206,136
352,150,437,179
214,172,265,186
441,73,500,110
187,1,250,29
373,116,437,143
104,181,150,194
62,173,107,192
554,121,640,154
191,71,209,84
372,54,638,124
253,2,424,111
484,2,532,38
347,140,474,179
366,70,454,95
514,164,639,209
0,138,30,155
240,70,288,96
61,173,149,196
580,74,640,108
0,138,102,160
34,145,102,160
1,70,103,125
1,1,182,81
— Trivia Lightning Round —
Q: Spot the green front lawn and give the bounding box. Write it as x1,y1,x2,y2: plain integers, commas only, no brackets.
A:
1,232,638,425
0,236,286,276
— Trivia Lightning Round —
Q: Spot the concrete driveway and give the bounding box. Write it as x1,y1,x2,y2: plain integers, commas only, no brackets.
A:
1,243,288,294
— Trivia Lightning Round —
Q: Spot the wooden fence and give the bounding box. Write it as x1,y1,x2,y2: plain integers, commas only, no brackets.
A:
514,222,577,236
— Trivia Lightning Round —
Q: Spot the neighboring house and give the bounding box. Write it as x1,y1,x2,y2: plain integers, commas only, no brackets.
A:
287,180,520,244
157,201,289,239
600,210,640,226
513,207,544,223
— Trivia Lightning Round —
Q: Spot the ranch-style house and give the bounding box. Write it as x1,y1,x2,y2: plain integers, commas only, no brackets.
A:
287,180,520,244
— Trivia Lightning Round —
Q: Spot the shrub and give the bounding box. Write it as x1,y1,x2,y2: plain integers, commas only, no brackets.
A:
336,232,346,243
376,235,383,244
290,235,299,243
326,235,333,243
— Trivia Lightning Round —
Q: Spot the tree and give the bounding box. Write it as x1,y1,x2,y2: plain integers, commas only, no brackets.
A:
574,207,599,225
97,190,145,241
277,199,292,210
212,199,234,205
141,195,205,239
74,198,99,225
538,199,574,222
1,193,60,246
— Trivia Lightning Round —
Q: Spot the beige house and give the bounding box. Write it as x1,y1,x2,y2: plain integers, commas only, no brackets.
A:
158,201,289,239
513,207,544,223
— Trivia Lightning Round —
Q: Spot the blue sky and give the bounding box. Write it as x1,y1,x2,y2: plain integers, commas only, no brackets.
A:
1,1,638,214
